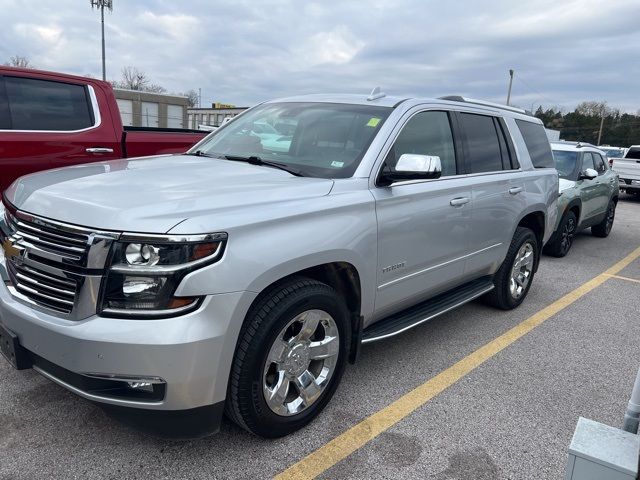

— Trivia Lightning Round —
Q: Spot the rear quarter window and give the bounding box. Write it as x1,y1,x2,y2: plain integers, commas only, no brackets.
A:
515,119,554,168
4,76,94,131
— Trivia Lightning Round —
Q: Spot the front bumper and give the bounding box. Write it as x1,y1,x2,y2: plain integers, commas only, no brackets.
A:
0,276,257,412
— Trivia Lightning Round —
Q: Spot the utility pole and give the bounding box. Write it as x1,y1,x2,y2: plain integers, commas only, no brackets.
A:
198,87,202,108
597,105,606,145
90,0,113,81
506,69,514,106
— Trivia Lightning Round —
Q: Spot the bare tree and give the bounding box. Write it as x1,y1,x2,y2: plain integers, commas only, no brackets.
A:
112,66,166,93
182,89,199,107
4,55,33,68
117,66,149,90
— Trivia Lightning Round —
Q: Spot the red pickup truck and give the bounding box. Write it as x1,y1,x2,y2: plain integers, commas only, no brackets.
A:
0,66,208,191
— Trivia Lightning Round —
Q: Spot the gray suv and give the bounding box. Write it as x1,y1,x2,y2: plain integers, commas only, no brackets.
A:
0,92,558,437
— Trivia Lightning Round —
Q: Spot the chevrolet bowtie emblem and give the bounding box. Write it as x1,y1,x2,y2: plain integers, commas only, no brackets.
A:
2,237,23,260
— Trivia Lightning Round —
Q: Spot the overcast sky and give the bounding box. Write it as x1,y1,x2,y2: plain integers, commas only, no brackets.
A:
1,0,638,112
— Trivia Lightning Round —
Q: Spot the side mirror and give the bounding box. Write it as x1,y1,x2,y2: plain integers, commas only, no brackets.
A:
579,168,598,181
380,154,442,186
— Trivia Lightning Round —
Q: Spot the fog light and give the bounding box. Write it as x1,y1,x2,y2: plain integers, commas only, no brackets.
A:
127,381,154,393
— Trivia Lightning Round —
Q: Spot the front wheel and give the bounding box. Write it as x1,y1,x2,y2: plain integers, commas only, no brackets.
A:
226,277,350,438
484,227,539,310
592,200,616,237
544,211,577,258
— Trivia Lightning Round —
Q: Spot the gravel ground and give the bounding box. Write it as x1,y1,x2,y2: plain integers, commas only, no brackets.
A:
1,194,639,480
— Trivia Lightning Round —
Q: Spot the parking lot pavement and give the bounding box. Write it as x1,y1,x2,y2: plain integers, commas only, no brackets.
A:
1,194,639,480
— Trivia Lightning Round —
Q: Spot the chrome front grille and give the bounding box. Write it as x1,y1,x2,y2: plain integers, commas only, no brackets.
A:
5,211,90,263
6,260,78,314
1,206,119,320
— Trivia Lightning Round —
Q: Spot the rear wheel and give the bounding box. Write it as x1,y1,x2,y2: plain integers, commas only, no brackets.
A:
592,200,616,238
226,277,350,438
544,211,577,258
485,227,538,310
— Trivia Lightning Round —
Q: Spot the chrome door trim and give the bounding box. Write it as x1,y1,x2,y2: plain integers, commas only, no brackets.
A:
378,243,502,290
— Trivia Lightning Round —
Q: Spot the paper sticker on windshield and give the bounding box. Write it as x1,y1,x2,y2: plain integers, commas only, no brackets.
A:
367,117,381,127
331,161,344,168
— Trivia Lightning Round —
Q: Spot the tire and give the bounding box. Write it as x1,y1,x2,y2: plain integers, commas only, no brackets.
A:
226,276,351,438
592,200,616,238
544,211,577,258
484,227,538,310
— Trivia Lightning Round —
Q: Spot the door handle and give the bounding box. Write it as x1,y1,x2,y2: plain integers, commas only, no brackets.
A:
508,187,523,195
86,147,114,154
450,197,470,207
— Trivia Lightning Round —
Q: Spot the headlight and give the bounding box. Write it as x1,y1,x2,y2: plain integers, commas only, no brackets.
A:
99,232,227,318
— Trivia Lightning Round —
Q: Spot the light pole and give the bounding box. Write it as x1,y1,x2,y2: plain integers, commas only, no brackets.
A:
90,0,113,81
506,69,514,106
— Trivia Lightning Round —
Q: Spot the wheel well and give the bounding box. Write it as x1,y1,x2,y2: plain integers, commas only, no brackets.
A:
294,262,362,317
569,204,581,221
518,211,545,247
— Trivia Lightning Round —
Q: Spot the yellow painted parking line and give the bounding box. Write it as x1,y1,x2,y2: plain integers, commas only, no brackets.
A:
603,273,640,285
275,246,640,480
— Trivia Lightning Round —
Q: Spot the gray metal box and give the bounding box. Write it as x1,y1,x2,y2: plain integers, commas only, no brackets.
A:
565,417,640,480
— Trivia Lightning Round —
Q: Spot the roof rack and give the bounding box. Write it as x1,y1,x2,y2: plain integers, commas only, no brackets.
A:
438,96,528,115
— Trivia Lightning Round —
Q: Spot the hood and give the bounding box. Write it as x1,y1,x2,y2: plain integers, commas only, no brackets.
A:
4,155,334,233
558,178,576,193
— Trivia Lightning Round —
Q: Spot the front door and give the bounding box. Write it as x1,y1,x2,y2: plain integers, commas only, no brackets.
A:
372,110,472,319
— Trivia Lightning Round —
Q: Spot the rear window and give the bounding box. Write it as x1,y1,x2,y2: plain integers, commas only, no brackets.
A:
3,76,94,131
515,119,554,168
625,148,640,160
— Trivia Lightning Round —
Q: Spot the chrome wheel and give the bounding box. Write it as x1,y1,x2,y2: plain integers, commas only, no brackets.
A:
560,217,576,255
263,309,340,417
509,242,534,299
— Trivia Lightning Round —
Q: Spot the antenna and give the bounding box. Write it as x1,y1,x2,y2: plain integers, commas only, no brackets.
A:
367,87,386,101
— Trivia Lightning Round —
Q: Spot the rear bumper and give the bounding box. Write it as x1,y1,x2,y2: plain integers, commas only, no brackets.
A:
619,178,640,192
0,276,257,412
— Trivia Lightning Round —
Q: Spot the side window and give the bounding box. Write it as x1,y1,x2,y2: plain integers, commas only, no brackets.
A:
515,119,554,168
384,111,457,177
4,76,94,131
459,113,502,173
0,78,10,129
592,153,607,174
582,152,596,171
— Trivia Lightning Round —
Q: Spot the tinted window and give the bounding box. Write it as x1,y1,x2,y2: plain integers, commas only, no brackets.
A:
582,152,596,171
592,153,607,174
4,76,93,131
460,113,502,173
0,79,10,129
515,119,554,168
384,111,457,177
552,150,580,180
625,148,640,160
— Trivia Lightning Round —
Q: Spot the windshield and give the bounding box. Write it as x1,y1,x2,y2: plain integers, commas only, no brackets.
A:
191,102,392,178
552,150,580,180
600,147,625,158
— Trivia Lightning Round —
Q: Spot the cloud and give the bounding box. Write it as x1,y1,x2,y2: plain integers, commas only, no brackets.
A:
0,0,638,112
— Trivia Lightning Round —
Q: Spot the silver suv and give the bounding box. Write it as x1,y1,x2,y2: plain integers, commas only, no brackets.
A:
0,92,558,437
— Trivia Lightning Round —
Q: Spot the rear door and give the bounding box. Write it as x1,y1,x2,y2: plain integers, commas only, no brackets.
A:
0,74,121,192
579,152,601,220
372,109,472,319
591,152,614,214
456,112,525,278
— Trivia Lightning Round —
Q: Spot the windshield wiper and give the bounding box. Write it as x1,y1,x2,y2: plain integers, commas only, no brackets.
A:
222,155,304,177
188,150,216,158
